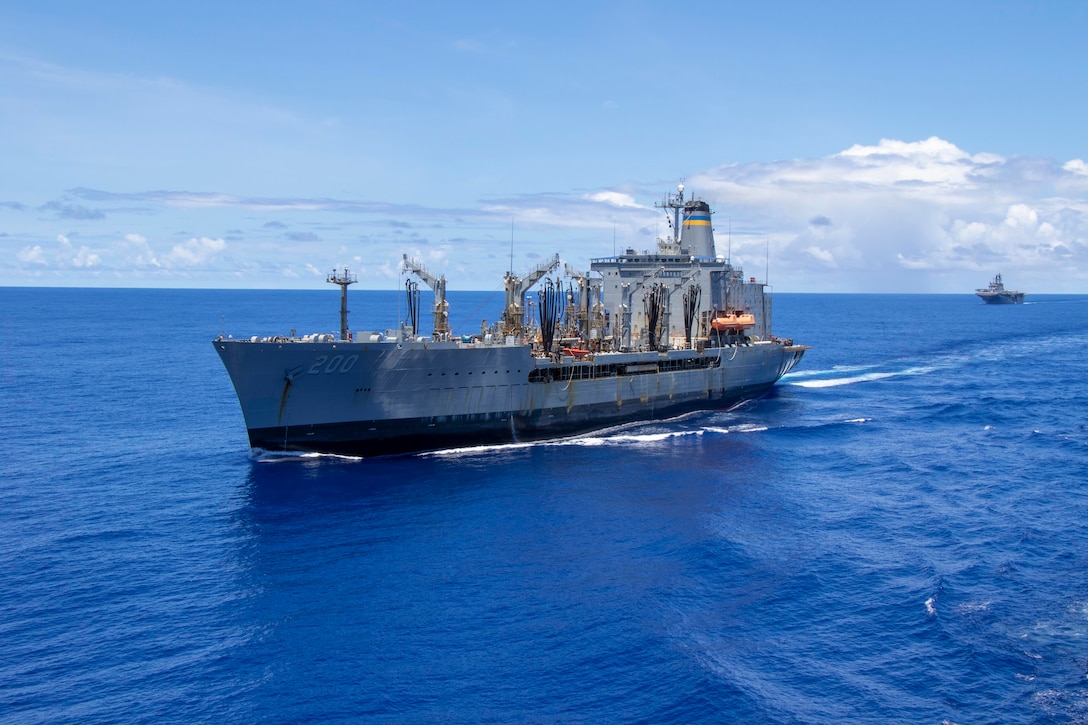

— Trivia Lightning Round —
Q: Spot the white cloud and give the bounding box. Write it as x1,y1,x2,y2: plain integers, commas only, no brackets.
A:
18,245,45,264
585,191,643,208
956,221,988,243
372,260,401,282
829,136,1000,187
7,137,1088,292
122,232,160,267
804,246,835,264
58,232,101,267
1004,204,1038,229
163,237,226,268
72,246,100,267
1063,159,1087,175
685,137,1088,291
896,253,931,270
839,136,971,163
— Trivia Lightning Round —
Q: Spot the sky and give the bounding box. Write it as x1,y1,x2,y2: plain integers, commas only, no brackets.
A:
1,0,1087,293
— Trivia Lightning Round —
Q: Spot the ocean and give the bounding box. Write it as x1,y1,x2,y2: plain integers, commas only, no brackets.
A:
3,286,1088,724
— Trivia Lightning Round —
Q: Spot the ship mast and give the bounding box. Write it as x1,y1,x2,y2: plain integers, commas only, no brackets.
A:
655,182,685,245
327,268,357,341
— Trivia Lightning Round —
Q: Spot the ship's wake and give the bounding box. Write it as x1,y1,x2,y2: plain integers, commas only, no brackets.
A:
783,328,1088,391
785,366,934,388
425,420,774,459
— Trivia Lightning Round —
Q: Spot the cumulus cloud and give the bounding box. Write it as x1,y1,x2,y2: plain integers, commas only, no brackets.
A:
584,191,644,208
8,137,1088,291
18,245,46,264
58,233,101,267
122,232,161,267
163,237,226,267
686,137,1088,291
1064,159,1087,175
1004,204,1038,229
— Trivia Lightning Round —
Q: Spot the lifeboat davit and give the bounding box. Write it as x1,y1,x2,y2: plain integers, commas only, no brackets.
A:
711,313,755,332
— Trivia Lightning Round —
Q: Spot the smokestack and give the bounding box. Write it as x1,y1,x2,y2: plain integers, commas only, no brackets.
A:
681,200,715,258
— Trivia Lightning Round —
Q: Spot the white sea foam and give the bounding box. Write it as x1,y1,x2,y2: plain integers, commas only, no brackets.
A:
250,448,363,462
790,366,935,388
731,423,770,434
562,429,705,446
956,601,992,614
426,441,535,458
576,422,771,442
791,371,900,388
426,428,712,457
781,365,877,380
702,424,769,435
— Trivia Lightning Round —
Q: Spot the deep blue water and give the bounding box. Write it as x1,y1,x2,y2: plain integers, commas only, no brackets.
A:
3,287,1088,724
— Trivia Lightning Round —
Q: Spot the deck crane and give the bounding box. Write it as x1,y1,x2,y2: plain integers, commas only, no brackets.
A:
401,255,450,340
501,253,560,337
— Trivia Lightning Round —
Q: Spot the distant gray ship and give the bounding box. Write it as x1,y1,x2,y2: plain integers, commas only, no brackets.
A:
976,273,1025,304
215,185,808,457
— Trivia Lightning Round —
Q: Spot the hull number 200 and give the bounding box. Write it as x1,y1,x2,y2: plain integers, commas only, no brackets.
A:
308,354,359,375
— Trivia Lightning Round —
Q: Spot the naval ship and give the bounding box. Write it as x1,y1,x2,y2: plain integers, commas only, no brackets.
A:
976,273,1025,304
214,185,808,457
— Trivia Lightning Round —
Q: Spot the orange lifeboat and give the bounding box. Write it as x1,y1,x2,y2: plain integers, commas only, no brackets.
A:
562,347,590,359
710,313,755,332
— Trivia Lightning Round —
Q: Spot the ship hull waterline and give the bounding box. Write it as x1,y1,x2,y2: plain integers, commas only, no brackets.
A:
977,294,1025,305
247,380,775,457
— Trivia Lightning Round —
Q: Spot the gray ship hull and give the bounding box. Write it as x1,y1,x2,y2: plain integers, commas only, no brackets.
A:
977,291,1025,304
215,337,806,457
976,274,1025,304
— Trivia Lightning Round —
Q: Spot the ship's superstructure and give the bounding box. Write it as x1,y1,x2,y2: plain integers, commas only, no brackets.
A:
215,186,808,457
976,273,1025,304
590,186,772,351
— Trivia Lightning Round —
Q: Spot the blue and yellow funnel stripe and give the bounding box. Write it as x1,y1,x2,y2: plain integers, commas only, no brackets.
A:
683,212,711,227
